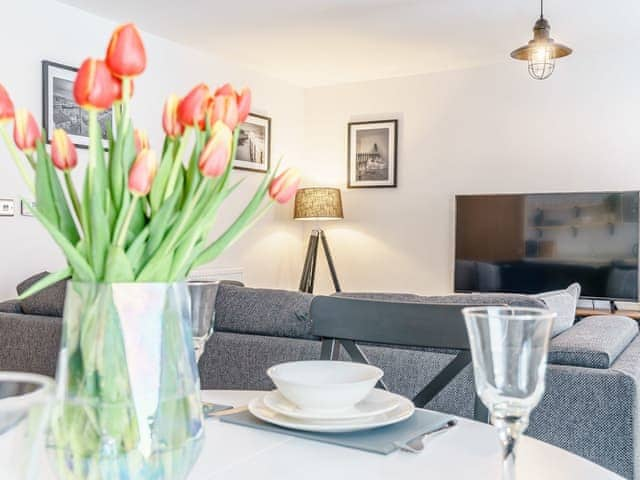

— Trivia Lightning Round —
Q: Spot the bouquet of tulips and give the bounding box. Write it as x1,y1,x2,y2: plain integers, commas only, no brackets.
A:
0,24,300,296
0,23,301,479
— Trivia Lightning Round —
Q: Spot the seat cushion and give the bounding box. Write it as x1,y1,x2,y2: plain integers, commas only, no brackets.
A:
16,272,67,318
534,283,580,337
333,292,545,308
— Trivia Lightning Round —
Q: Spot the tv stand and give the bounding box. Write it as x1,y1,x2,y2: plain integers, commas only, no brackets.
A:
575,306,640,321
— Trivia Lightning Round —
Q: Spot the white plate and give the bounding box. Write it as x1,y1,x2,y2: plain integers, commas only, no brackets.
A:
248,393,415,433
263,388,403,420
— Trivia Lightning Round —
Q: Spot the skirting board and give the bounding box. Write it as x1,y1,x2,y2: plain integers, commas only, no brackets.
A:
188,267,244,283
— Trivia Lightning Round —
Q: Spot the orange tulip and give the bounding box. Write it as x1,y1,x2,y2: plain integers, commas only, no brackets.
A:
106,23,147,78
177,84,210,128
134,129,149,154
209,94,238,130
162,94,183,138
51,129,78,171
128,149,157,196
0,84,15,124
236,87,251,124
73,58,119,111
269,168,301,204
198,121,232,178
13,109,41,153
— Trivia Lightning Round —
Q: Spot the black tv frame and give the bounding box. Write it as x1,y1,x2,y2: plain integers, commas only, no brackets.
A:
453,190,640,302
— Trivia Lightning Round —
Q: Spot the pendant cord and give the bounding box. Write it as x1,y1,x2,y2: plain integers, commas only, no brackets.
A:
540,0,544,19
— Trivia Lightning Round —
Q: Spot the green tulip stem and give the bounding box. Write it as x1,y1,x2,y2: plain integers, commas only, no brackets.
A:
0,125,35,194
64,170,84,233
121,77,132,134
115,195,139,248
25,153,36,169
164,127,191,201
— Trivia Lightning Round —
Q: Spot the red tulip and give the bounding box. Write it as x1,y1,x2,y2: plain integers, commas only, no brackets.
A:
0,84,15,124
13,109,41,153
198,121,232,178
177,84,210,128
269,168,301,204
209,94,238,130
134,128,149,154
106,23,146,78
73,58,119,111
236,87,251,124
214,83,235,97
51,129,78,171
162,94,183,138
128,149,157,196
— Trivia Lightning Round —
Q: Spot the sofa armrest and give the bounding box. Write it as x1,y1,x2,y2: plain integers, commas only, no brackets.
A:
0,299,22,313
548,315,638,369
0,313,61,377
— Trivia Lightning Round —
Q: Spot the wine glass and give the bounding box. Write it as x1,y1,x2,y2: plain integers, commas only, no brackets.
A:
0,372,54,479
187,280,219,362
462,306,554,480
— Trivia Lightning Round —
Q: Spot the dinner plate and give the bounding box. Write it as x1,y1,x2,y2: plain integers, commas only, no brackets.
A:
263,388,403,420
248,393,415,433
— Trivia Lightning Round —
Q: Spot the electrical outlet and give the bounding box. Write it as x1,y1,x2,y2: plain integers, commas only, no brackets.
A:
21,200,35,216
0,199,15,216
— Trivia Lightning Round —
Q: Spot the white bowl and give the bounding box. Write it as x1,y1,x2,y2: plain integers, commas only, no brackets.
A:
266,361,383,412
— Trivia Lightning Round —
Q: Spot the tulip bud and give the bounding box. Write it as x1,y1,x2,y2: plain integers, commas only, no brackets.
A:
177,84,210,128
0,84,15,124
51,129,78,171
269,168,301,204
128,149,157,196
198,121,232,178
13,109,41,153
209,94,239,130
214,83,235,97
134,129,149,154
73,58,119,111
236,87,251,124
162,94,184,138
106,23,147,78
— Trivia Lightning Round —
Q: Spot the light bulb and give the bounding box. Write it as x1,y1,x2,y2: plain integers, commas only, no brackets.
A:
528,45,555,80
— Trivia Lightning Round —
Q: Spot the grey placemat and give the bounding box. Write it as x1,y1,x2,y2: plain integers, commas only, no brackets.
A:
219,408,454,455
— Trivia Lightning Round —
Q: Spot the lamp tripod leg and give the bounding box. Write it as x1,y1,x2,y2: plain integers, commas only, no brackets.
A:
320,230,341,293
299,231,320,293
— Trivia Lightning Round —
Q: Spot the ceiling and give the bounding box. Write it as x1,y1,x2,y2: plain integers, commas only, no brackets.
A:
58,0,640,87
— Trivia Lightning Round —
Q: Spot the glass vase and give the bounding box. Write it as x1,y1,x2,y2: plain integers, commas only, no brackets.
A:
48,282,204,480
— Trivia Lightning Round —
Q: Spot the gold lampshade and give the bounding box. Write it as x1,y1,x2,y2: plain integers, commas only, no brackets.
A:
294,187,344,220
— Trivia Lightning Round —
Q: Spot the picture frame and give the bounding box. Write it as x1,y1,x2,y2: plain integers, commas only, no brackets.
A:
42,60,113,150
347,119,398,188
233,113,271,173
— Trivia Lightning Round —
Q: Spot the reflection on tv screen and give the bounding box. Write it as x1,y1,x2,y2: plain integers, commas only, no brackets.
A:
454,192,639,301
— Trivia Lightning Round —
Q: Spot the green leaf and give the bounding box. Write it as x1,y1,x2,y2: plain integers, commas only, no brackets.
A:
34,140,59,227
126,227,149,275
150,139,176,214
104,245,135,282
147,191,179,258
18,267,72,299
88,113,110,279
24,200,95,281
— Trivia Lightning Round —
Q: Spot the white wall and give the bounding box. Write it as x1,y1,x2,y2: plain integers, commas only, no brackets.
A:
0,0,305,299
303,49,640,295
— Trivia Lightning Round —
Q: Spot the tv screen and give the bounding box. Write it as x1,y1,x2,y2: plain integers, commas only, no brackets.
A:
454,191,639,301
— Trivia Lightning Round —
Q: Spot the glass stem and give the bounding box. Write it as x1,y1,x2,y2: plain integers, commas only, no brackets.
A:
492,415,528,480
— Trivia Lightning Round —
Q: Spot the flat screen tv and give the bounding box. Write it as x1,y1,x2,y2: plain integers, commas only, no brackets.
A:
454,191,640,301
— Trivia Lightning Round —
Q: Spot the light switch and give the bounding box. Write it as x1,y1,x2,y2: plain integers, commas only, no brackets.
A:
0,199,15,216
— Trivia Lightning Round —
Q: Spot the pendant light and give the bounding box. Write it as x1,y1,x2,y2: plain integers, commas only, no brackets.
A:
510,0,572,80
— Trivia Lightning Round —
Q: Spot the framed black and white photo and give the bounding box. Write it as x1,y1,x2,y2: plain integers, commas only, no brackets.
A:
347,119,397,188
233,113,271,173
42,61,113,149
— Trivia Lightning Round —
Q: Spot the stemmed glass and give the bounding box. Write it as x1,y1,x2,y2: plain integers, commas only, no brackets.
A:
462,306,554,480
188,280,219,362
0,372,54,479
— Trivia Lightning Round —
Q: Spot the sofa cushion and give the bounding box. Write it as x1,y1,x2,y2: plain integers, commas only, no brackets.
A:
333,292,545,308
16,272,67,318
214,285,315,340
548,315,638,368
534,283,580,337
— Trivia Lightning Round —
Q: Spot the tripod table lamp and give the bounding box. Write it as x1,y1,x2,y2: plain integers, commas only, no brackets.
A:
294,187,343,293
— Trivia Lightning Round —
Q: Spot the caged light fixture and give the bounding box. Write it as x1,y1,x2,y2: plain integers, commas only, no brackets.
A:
510,0,572,80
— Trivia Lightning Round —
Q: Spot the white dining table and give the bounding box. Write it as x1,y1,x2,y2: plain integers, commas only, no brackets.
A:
187,390,623,480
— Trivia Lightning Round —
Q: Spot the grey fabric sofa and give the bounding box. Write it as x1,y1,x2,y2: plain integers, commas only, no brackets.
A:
0,283,639,478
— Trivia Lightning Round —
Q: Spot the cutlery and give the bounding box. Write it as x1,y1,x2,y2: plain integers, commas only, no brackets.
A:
206,405,249,418
394,419,457,453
